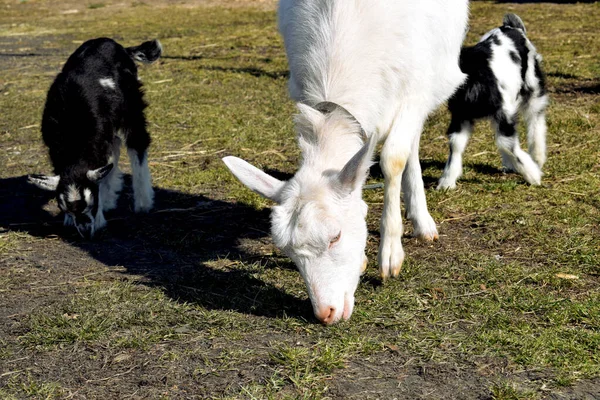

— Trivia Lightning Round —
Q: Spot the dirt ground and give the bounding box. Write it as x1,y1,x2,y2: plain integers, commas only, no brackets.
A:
1,0,599,399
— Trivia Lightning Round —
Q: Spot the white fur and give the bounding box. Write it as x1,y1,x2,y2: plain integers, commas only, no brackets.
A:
128,149,154,212
28,175,59,191
101,139,123,211
438,23,547,189
224,0,468,324
99,78,116,90
66,184,81,202
438,121,473,190
490,35,543,183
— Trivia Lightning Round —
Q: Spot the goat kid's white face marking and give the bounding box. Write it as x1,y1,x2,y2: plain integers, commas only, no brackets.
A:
98,78,116,90
59,186,97,238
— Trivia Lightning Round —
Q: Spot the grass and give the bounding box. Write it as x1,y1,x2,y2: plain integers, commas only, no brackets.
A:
0,0,599,398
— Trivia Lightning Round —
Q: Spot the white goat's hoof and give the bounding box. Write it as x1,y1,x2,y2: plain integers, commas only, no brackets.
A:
360,255,368,275
378,237,405,280
436,178,457,191
412,214,439,242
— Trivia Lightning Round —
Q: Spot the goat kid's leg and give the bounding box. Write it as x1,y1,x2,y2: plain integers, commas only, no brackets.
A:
63,213,74,227
524,94,548,169
127,148,154,212
403,133,438,241
125,122,154,213
102,139,122,211
91,189,107,236
437,119,473,190
493,117,542,185
378,116,423,279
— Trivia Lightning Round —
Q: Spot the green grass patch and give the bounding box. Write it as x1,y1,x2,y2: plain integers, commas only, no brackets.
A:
0,1,599,398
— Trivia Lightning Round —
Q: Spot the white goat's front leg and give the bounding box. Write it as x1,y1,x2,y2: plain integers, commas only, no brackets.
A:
403,134,438,241
378,117,422,279
437,120,473,190
128,149,154,212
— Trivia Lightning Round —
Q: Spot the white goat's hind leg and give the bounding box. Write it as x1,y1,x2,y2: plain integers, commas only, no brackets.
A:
524,94,548,168
493,118,542,185
128,149,154,212
403,133,438,241
378,116,423,279
437,120,473,190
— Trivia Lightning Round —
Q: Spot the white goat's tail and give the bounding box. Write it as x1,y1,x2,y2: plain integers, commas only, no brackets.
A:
126,39,163,64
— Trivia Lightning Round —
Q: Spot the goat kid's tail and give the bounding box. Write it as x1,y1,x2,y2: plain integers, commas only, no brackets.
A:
126,39,162,64
503,13,526,34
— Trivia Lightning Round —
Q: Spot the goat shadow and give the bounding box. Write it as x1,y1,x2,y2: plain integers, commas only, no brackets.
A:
0,175,312,321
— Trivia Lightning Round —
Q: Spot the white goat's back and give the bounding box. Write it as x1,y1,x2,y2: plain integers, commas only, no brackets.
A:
278,0,468,137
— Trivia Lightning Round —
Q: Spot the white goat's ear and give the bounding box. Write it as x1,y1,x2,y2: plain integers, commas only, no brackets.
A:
28,174,60,191
87,163,113,182
336,136,377,194
222,156,285,203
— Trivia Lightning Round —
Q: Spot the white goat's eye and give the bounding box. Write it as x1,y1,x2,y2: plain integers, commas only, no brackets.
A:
329,231,341,248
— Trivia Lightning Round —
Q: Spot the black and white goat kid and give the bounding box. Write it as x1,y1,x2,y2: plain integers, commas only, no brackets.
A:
29,38,162,237
437,14,548,190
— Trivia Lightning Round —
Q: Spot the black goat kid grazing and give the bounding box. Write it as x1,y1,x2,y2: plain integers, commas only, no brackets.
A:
29,38,162,237
437,13,548,190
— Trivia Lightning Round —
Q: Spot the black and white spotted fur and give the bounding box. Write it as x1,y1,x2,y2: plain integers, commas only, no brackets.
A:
437,14,548,189
29,38,162,237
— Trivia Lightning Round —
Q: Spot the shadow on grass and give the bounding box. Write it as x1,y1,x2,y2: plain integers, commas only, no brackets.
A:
0,175,312,321
554,82,600,95
162,55,289,80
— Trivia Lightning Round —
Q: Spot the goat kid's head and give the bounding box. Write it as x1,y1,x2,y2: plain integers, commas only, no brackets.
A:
223,103,375,325
28,163,113,238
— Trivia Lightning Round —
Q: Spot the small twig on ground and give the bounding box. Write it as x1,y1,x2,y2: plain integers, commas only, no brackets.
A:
149,161,180,168
180,138,204,150
439,212,478,223
19,124,39,130
0,369,24,378
447,290,487,299
554,189,586,197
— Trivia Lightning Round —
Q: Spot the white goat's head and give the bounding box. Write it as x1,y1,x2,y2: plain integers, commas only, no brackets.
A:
223,103,375,324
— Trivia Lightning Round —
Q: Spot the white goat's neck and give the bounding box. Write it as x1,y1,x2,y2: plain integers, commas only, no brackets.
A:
295,107,365,175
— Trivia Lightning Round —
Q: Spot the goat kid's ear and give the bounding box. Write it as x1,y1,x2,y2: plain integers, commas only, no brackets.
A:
87,163,114,182
28,174,60,191
336,136,377,194
222,156,285,203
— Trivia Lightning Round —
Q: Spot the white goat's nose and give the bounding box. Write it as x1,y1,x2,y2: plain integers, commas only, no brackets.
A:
315,306,336,325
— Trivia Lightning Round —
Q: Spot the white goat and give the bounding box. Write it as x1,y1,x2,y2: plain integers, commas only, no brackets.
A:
223,0,468,324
